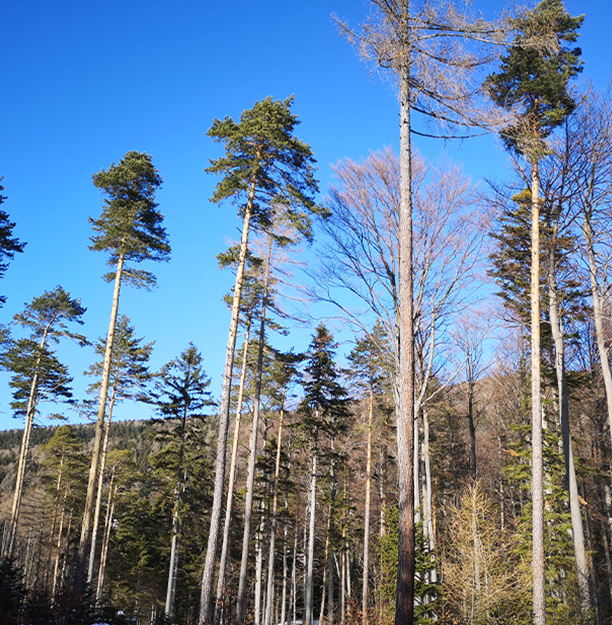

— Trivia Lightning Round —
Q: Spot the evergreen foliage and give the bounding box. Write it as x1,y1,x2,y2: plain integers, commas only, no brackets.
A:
485,0,583,158
0,179,25,306
90,150,170,286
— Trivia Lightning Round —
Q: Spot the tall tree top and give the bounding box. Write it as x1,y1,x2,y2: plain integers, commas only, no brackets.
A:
0,179,25,306
485,0,583,157
90,151,170,285
205,96,323,240
14,285,87,345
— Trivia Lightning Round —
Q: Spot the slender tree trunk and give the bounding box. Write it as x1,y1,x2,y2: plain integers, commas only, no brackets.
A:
88,381,117,585
547,252,591,617
362,382,374,625
199,167,258,625
305,449,318,625
51,490,68,600
214,316,253,625
264,388,288,625
77,251,125,591
582,213,612,452
319,505,333,625
396,3,416,620
235,235,273,625
422,408,436,584
5,329,49,558
96,476,117,604
530,159,546,625
254,510,265,625
280,506,289,625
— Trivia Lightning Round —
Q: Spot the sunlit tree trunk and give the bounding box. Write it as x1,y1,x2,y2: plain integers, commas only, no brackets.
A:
214,316,252,625
305,448,318,625
78,250,125,589
547,247,591,616
530,160,545,625
199,170,258,625
88,382,117,585
96,477,117,604
362,382,374,625
264,388,288,625
236,235,272,625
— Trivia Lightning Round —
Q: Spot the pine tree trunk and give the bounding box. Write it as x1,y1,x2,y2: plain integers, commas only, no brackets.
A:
235,235,273,625
88,381,117,585
254,510,265,625
51,490,68,600
5,329,49,558
214,316,253,625
96,476,117,603
547,257,591,616
530,159,546,625
199,167,258,625
77,250,125,590
318,505,332,625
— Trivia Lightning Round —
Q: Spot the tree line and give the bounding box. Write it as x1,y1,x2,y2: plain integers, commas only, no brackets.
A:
1,0,612,624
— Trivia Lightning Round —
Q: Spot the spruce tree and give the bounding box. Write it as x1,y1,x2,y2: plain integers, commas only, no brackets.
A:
78,151,170,589
297,324,350,625
484,3,583,621
151,343,214,622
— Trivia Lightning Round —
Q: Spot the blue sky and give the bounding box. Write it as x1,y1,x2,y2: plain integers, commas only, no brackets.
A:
0,0,609,430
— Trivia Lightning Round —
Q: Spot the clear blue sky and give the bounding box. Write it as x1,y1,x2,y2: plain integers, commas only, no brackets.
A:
0,0,609,430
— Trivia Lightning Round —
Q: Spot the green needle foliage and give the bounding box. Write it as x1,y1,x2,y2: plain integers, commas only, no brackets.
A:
0,179,25,306
206,95,325,238
90,150,170,287
485,0,583,160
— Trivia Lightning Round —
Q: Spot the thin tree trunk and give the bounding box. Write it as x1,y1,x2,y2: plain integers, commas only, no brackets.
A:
77,250,125,590
582,213,612,453
422,408,436,584
305,449,318,625
264,387,288,625
5,329,49,558
255,510,265,625
318,505,333,625
530,159,546,625
96,477,117,604
547,255,591,617
235,235,273,625
280,505,289,625
88,381,118,585
214,315,253,625
362,382,374,625
51,490,68,600
199,167,258,625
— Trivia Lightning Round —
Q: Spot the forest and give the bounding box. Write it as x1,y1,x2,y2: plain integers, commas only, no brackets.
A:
1,0,612,624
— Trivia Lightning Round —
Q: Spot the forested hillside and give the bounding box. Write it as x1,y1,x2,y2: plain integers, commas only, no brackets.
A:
2,1,612,625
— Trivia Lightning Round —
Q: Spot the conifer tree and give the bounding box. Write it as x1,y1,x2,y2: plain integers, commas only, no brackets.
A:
0,179,25,307
199,96,321,625
151,343,214,621
2,286,86,559
297,324,350,625
77,151,170,589
485,3,583,621
83,315,154,587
